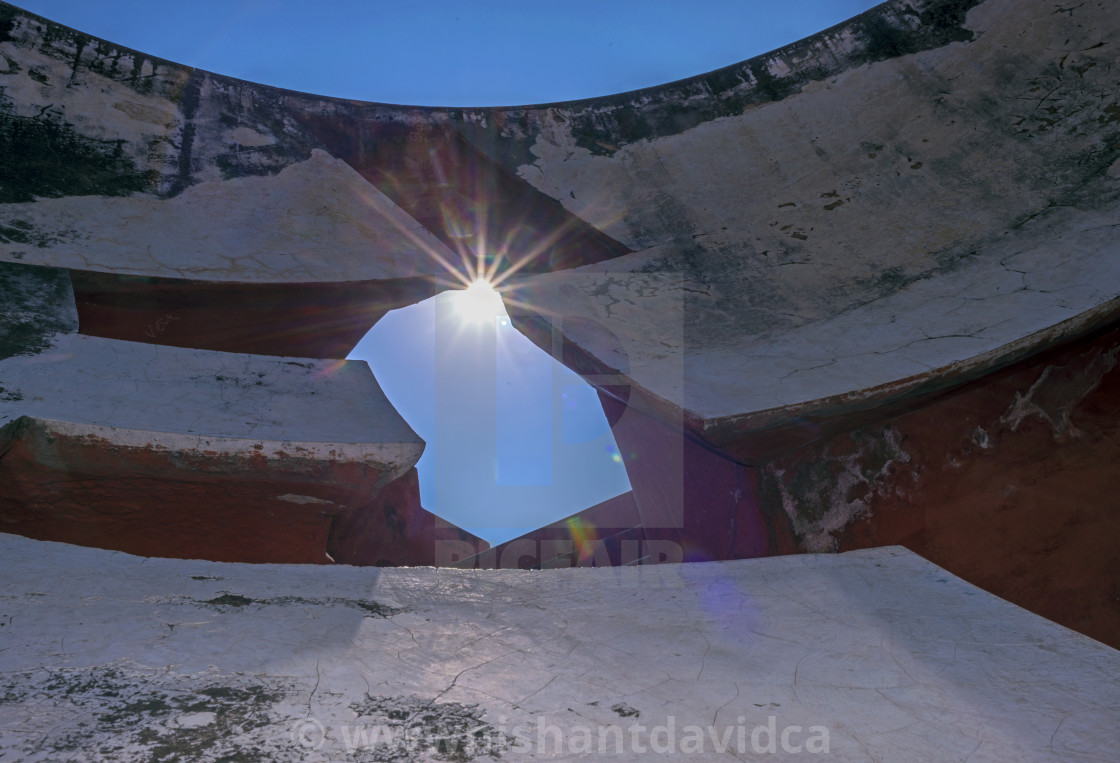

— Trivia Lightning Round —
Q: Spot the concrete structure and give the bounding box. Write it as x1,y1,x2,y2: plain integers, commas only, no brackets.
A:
0,0,1117,655
2,533,1119,761
2,1,1120,758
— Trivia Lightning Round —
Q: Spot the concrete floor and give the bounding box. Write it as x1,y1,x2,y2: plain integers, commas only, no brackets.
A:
1,532,1117,761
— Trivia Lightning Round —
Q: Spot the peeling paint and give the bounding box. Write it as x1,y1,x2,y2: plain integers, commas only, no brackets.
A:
762,427,911,552
277,493,334,505
1000,344,1120,438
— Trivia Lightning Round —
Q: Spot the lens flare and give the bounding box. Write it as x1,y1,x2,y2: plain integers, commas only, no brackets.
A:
566,516,601,565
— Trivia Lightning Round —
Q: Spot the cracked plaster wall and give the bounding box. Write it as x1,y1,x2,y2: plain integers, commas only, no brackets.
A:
761,325,1120,648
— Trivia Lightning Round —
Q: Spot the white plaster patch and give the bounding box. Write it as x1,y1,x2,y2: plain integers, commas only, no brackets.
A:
111,100,176,127
227,126,276,147
766,427,911,553
173,712,217,728
971,426,992,449
277,494,335,505
999,345,1120,439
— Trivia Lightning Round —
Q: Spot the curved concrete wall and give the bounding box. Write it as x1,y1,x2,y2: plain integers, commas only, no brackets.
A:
0,1,1117,644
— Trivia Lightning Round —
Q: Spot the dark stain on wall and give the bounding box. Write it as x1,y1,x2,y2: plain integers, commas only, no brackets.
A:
857,0,976,63
167,74,202,197
0,5,15,44
209,84,317,182
544,0,984,157
0,108,155,203
0,261,77,361
15,7,172,97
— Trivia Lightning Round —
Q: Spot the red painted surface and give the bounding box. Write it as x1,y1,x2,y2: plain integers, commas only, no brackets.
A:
600,390,801,563
822,326,1120,648
328,467,488,567
461,490,642,569
71,270,437,358
0,416,482,567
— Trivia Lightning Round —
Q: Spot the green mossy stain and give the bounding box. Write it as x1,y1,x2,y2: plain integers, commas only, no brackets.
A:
858,0,977,62
204,593,254,607
2,666,299,760
0,6,16,44
0,218,32,244
213,144,304,180
383,502,406,535
784,460,841,523
198,593,402,617
0,109,155,203
0,261,77,361
1099,104,1120,125
167,76,202,196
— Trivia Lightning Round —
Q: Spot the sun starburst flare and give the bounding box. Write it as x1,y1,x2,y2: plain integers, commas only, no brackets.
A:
452,278,505,324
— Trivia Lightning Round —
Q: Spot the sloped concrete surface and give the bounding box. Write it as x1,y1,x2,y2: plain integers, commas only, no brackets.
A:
507,217,1120,432
1,534,1118,761
0,149,456,283
503,0,1120,440
0,333,423,469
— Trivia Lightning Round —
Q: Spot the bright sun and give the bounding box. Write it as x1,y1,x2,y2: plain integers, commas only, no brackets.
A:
453,278,504,324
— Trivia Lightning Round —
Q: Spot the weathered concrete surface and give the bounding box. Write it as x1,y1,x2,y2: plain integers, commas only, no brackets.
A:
0,0,1117,655
487,0,1120,648
497,0,1120,448
0,334,423,463
2,534,1119,761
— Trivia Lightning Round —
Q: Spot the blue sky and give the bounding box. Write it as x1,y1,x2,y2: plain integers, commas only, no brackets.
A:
13,1,877,106
351,291,634,543
13,0,879,543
